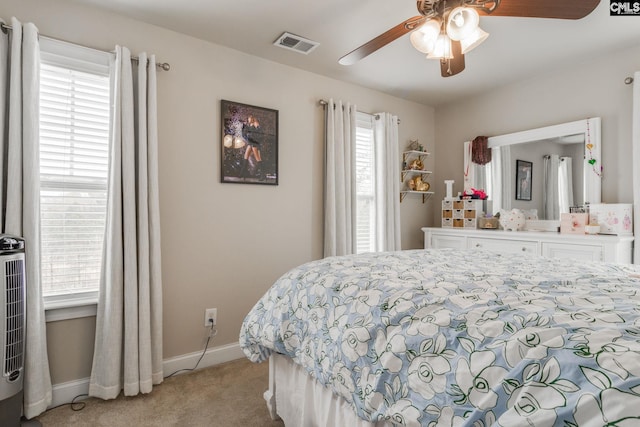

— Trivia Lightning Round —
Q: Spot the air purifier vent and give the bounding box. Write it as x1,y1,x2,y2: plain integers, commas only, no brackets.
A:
3,258,24,379
0,236,26,406
0,236,26,426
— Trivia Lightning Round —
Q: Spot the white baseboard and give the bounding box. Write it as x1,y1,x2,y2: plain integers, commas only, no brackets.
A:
51,377,91,409
49,342,244,409
162,341,244,376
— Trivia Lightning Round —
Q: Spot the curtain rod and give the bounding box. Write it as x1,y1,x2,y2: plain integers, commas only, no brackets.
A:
0,21,170,71
319,99,400,124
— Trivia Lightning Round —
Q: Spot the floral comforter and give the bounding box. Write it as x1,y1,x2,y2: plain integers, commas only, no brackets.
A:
239,249,640,426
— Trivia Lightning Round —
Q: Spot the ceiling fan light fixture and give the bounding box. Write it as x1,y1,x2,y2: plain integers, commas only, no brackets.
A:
446,7,480,41
460,27,489,54
427,33,453,60
409,20,440,54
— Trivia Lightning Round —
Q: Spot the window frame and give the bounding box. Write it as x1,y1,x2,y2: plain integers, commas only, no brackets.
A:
39,38,112,319
355,112,377,254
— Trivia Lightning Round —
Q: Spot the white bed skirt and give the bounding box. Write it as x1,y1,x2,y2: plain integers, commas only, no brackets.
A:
265,353,392,427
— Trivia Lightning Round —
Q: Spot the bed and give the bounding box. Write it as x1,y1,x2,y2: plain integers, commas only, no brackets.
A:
239,249,640,426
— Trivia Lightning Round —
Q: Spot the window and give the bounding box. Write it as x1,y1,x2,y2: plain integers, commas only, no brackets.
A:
355,112,376,254
39,39,111,309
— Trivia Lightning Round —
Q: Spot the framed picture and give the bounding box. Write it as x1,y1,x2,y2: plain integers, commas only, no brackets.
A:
515,160,532,201
221,100,278,185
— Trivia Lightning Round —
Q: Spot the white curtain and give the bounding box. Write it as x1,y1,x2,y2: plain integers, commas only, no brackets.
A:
633,71,640,264
491,145,511,212
558,157,574,215
324,99,357,257
543,155,560,220
374,113,401,252
463,141,474,191
463,141,489,199
490,146,501,214
0,17,52,418
89,47,163,399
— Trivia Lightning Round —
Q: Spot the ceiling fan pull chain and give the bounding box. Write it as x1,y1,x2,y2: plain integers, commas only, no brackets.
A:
444,58,452,75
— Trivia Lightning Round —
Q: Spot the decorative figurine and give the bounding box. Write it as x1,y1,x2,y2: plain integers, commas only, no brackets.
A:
409,158,423,170
407,139,425,152
413,176,430,192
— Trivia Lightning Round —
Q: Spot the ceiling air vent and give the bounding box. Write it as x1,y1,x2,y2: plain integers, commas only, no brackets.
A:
274,32,319,55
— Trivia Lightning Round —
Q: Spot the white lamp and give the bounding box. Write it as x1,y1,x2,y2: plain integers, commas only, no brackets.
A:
409,20,441,54
446,7,480,41
427,33,453,60
411,6,489,64
460,27,489,54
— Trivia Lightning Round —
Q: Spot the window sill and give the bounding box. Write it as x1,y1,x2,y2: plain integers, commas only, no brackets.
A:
44,292,98,322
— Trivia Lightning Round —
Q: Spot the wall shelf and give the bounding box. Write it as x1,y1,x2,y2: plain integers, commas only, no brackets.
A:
401,150,431,203
401,169,432,182
400,191,434,203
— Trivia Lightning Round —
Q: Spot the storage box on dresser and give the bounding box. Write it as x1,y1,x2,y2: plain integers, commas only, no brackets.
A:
422,227,634,264
560,213,588,234
589,203,633,235
442,199,483,228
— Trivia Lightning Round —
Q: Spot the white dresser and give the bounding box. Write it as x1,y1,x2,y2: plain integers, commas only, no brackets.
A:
422,227,634,264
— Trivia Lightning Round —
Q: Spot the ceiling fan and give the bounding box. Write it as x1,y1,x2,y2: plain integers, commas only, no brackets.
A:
339,0,601,77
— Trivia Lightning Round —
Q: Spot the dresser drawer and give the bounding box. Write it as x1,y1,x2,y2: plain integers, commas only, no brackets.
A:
422,227,633,264
429,234,466,250
464,209,477,219
463,218,477,228
541,242,603,262
442,200,454,210
468,237,538,254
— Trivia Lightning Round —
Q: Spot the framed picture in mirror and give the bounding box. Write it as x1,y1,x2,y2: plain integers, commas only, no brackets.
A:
516,160,532,201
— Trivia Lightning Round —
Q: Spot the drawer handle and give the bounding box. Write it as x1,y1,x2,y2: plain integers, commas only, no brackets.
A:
475,243,481,248
522,247,527,252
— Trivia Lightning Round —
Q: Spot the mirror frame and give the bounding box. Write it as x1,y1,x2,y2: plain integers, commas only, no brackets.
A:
486,117,602,207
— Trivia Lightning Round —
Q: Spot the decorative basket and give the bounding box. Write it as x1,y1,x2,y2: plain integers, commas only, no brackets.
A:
478,217,499,229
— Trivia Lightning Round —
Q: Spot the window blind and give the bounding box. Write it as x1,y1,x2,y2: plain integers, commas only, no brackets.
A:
39,61,111,296
355,112,376,254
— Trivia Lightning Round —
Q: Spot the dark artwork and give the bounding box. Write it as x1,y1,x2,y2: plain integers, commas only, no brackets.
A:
221,100,278,185
515,159,532,201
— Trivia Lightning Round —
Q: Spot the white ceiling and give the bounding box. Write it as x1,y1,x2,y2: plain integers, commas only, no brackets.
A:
69,0,640,106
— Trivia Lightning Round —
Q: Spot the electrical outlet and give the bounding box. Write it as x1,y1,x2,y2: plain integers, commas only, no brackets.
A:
204,308,217,327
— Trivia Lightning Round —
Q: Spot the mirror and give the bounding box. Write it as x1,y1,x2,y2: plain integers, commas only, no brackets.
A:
463,118,601,220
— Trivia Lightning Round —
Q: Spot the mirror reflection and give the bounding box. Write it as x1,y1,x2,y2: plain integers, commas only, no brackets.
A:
464,118,601,221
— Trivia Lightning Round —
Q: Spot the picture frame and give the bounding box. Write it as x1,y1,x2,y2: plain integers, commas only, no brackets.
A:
515,159,532,201
221,100,278,185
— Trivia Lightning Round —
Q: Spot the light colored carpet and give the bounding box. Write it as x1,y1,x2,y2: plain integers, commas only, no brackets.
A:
36,358,285,427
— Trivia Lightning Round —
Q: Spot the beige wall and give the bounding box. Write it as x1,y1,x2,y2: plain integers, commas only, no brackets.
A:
431,44,640,225
1,0,435,384
8,0,639,389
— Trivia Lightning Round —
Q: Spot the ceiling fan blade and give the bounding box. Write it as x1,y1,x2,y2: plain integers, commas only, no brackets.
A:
339,16,426,65
480,0,600,19
440,40,465,77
